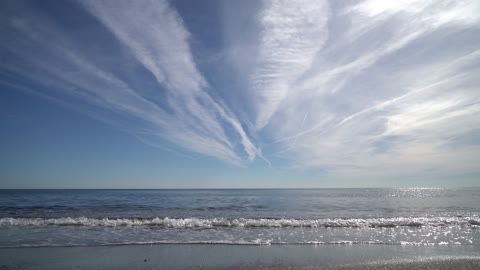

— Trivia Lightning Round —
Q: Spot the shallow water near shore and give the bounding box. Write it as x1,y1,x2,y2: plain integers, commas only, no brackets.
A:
1,188,479,247
1,189,480,269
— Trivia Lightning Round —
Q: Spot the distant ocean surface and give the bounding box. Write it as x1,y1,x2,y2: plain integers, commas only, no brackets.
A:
0,188,479,247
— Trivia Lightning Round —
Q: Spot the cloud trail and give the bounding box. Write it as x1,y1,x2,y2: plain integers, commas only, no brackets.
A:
249,0,480,179
82,0,263,164
1,0,479,181
250,0,329,129
1,0,263,165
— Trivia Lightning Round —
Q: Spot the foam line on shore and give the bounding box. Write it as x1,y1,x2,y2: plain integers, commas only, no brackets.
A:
1,216,479,228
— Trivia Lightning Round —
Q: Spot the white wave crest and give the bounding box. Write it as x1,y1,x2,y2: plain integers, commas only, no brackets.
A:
1,216,479,228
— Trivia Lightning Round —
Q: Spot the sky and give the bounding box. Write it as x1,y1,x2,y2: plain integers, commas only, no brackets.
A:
1,0,479,188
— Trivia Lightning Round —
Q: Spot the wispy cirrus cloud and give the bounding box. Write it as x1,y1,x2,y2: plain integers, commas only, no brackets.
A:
1,0,479,182
1,0,263,166
248,0,330,129
81,0,265,164
248,0,480,180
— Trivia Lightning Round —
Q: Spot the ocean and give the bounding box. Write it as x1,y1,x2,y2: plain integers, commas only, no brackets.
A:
0,188,479,248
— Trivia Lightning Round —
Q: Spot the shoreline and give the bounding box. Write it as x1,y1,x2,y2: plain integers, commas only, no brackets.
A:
1,244,479,270
0,241,478,249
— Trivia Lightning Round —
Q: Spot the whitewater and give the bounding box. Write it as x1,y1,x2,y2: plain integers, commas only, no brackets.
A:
1,188,479,247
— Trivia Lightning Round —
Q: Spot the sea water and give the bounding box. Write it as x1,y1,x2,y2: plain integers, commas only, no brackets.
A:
0,188,479,247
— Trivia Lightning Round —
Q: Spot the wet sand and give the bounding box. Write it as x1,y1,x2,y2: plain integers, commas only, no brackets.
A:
0,244,479,269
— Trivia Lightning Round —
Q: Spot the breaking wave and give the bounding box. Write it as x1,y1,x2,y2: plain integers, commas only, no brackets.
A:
1,216,479,228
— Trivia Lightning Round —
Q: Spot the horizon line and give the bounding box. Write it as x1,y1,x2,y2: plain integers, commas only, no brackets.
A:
1,187,479,190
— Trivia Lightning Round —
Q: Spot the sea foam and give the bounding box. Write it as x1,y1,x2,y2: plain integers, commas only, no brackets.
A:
1,216,478,228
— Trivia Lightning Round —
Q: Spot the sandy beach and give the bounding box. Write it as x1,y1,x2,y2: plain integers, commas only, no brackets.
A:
1,244,480,270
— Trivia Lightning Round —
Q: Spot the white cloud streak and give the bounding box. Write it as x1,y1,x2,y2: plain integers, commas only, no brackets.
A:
250,0,329,129
2,0,479,181
242,0,480,179
1,0,264,165
82,0,263,164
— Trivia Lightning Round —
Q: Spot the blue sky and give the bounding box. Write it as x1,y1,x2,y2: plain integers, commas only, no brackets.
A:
1,0,479,188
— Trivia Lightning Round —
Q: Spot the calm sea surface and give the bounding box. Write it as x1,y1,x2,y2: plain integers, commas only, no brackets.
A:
0,188,479,247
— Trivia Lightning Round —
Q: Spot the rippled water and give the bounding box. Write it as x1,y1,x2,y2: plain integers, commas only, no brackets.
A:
0,188,479,247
